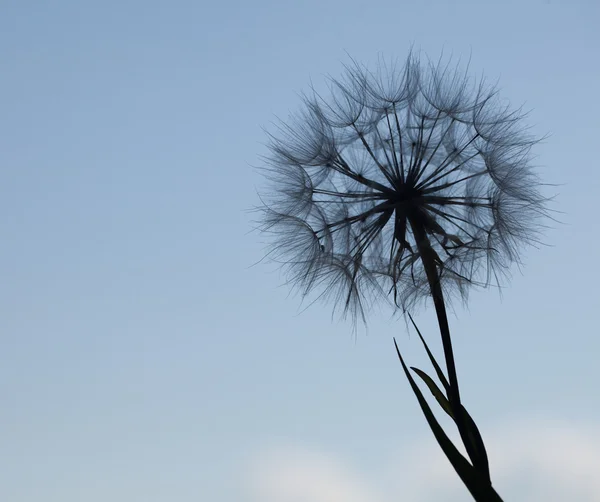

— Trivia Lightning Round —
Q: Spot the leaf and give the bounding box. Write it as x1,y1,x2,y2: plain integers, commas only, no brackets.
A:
408,312,449,392
407,313,492,485
459,404,492,485
412,367,492,485
393,339,503,501
411,366,454,419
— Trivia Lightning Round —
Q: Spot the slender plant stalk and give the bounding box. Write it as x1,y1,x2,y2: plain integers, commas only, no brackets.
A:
258,52,549,502
410,219,501,500
410,219,462,405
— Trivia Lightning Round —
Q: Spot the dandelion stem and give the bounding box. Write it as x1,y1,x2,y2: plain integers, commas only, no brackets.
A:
409,218,492,486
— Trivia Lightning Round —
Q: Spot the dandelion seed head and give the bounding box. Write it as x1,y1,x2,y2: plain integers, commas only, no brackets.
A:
257,51,549,326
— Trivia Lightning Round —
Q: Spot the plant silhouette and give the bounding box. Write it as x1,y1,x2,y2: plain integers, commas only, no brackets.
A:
257,50,550,501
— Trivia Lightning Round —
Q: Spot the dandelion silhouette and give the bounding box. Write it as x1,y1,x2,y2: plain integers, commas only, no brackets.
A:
257,50,550,501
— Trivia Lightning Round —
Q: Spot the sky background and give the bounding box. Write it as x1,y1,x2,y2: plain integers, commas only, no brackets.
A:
1,0,599,501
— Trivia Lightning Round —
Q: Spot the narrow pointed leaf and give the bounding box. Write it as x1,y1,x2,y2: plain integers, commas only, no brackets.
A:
459,404,492,484
408,312,450,393
411,366,454,419
408,313,491,484
393,339,503,501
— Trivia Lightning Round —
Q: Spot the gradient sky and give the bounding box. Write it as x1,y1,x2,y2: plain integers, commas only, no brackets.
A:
1,1,599,501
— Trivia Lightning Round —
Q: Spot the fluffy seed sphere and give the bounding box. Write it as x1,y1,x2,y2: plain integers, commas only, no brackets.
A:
258,52,548,324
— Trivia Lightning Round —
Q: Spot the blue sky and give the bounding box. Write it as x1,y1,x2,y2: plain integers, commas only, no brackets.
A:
1,0,599,501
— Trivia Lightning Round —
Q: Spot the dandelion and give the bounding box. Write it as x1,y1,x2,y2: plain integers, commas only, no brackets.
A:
258,52,547,325
256,51,551,502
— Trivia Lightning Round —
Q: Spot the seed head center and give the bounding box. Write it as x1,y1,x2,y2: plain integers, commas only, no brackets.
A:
390,183,422,209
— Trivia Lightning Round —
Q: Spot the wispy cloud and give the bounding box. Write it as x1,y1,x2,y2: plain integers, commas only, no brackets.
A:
246,417,600,502
247,444,386,502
